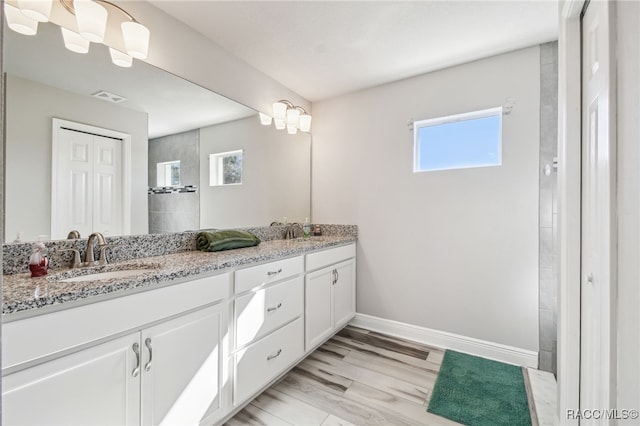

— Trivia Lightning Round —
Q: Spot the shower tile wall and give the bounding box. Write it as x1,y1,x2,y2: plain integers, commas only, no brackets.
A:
148,130,200,234
539,41,558,374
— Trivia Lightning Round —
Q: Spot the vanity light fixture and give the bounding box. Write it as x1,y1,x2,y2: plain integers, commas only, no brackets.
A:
4,0,150,68
260,100,312,134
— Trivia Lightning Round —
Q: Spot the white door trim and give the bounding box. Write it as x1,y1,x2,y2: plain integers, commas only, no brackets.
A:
51,118,132,237
558,0,585,424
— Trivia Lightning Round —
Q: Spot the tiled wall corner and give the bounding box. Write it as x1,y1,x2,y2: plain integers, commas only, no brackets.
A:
539,41,559,374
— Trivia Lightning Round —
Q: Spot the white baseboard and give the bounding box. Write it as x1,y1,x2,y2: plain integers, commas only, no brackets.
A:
350,313,538,368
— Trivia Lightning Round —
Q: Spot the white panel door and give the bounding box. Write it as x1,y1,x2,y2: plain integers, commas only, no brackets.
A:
55,128,94,238
581,0,616,420
2,333,141,426
140,304,225,426
52,124,124,239
93,134,123,237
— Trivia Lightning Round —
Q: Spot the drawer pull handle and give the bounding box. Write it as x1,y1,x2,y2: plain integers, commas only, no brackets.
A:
267,268,283,277
267,303,283,313
267,349,282,361
132,343,141,377
144,338,153,372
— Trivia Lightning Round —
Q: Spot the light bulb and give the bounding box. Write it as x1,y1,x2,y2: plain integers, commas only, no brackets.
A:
299,114,312,132
286,108,300,126
74,0,108,43
4,3,38,35
121,21,150,59
18,0,52,22
109,48,133,67
274,119,286,130
61,28,90,54
272,102,287,121
287,124,298,135
259,112,273,126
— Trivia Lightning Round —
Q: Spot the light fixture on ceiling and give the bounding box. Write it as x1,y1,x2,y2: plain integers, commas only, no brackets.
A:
4,0,150,68
260,100,312,134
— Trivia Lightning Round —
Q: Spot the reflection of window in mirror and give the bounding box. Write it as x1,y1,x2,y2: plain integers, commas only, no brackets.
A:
157,160,181,186
209,150,243,186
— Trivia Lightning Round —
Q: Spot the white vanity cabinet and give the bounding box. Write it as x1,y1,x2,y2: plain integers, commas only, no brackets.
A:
232,256,305,406
305,244,356,351
2,273,230,426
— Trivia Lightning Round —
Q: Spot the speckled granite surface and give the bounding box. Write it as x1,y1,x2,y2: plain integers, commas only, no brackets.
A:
2,224,357,275
3,234,356,317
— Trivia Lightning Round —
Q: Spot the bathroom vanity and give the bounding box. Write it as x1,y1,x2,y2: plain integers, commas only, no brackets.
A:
1,234,356,425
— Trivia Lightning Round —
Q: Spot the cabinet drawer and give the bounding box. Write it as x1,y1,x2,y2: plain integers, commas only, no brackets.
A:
235,256,303,294
234,317,303,404
305,243,356,272
235,276,303,349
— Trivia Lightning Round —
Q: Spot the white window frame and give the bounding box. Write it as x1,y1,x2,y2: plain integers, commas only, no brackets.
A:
209,149,243,186
413,106,503,173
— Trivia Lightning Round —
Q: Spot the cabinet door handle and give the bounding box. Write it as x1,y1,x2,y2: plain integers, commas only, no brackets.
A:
335,269,340,284
267,268,283,277
267,302,283,313
144,338,153,372
331,269,337,285
267,348,282,361
132,343,141,377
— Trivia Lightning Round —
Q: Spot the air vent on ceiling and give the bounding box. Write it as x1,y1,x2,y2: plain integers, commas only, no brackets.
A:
92,90,127,104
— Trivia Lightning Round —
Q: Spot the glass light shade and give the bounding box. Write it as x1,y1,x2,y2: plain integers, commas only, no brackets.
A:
286,124,298,135
274,119,286,130
74,0,107,43
272,102,287,121
5,3,38,35
109,48,133,67
286,108,300,126
18,0,52,22
121,21,150,59
259,112,273,126
61,28,90,54
298,114,312,132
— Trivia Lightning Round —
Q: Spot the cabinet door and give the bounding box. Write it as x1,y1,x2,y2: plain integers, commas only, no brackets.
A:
333,259,356,328
2,333,140,426
141,303,226,426
305,268,333,351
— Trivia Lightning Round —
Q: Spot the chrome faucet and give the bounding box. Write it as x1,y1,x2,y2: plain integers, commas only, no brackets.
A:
284,223,303,239
85,232,106,265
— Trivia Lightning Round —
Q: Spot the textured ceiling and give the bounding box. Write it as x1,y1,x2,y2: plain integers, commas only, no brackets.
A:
148,0,559,102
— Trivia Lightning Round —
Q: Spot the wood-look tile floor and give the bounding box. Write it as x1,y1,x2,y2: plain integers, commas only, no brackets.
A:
224,326,462,426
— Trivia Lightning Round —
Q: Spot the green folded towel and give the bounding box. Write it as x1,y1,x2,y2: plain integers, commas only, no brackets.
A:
196,230,261,252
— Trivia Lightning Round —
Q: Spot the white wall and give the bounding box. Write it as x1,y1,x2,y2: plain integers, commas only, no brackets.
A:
199,117,311,229
615,0,640,418
5,75,149,242
312,46,540,351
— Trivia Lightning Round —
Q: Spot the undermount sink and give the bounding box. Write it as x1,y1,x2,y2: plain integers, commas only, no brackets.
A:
50,262,162,283
59,269,155,283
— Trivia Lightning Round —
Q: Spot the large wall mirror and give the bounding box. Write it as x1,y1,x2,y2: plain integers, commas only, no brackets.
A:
3,22,311,243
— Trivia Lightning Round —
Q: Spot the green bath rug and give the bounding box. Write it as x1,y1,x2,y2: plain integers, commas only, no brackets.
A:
427,350,531,426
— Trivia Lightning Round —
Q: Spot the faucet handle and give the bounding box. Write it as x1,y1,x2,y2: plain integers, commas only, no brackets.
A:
98,244,118,265
59,248,81,269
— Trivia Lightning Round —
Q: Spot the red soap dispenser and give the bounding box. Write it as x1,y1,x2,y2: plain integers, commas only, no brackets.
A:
29,242,49,277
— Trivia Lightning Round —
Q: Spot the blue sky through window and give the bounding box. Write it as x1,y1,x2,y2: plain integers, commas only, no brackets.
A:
415,112,501,172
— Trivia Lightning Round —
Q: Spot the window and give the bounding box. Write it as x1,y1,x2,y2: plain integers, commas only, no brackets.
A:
156,160,181,186
209,150,243,186
413,107,502,172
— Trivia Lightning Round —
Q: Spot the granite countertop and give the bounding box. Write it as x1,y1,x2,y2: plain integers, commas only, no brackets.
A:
3,236,355,318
